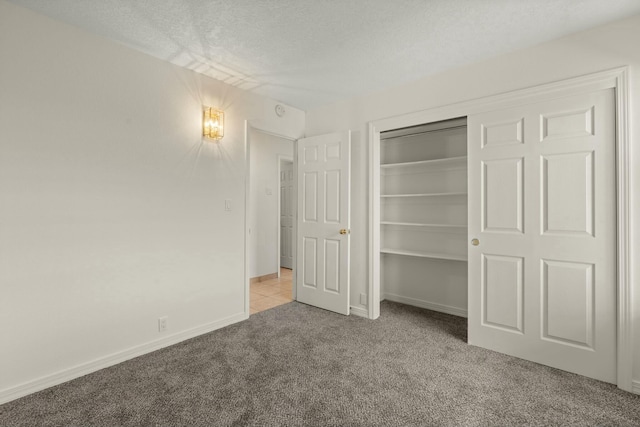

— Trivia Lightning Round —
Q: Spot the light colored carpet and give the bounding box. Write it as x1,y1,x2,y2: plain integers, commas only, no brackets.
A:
1,301,639,426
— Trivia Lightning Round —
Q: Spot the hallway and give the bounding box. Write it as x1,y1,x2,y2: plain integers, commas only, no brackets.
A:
250,268,293,314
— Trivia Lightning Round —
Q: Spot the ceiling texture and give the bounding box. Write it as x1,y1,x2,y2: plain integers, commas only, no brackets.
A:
9,0,640,110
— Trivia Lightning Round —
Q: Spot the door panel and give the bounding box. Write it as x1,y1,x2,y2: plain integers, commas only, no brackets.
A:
303,172,318,222
303,237,317,287
542,260,594,348
325,170,341,223
324,239,341,293
297,131,351,315
482,158,524,233
482,254,524,333
468,89,616,383
482,118,524,147
541,107,594,141
541,152,594,236
304,145,318,163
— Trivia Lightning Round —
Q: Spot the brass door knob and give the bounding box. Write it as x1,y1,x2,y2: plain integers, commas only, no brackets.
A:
340,229,350,235
471,238,479,246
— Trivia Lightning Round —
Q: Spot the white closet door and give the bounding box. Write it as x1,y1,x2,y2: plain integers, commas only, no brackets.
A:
280,162,294,269
296,131,351,315
468,89,616,383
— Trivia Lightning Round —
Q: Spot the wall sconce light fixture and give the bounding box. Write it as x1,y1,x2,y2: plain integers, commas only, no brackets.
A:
203,107,224,140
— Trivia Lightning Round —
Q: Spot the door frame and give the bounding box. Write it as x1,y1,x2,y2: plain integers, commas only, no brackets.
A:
277,155,294,276
368,67,632,391
244,122,298,316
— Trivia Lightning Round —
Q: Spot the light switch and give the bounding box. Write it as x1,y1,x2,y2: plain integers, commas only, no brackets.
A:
225,199,232,211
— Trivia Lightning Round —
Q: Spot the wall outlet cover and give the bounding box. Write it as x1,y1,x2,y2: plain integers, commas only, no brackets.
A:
158,316,168,333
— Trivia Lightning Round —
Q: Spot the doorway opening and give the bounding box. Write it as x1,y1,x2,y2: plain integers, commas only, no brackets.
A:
247,126,295,315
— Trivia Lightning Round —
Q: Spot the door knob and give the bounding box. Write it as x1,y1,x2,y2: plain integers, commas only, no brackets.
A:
471,238,479,246
340,229,350,235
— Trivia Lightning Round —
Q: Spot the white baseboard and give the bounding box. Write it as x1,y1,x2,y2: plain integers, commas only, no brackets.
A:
0,312,247,405
632,380,640,395
350,306,369,318
383,293,467,318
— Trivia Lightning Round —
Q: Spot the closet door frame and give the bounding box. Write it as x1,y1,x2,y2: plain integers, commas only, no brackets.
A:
367,67,632,392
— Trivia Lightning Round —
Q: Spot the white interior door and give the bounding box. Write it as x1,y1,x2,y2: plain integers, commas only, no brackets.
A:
468,89,616,383
280,161,294,269
297,131,351,315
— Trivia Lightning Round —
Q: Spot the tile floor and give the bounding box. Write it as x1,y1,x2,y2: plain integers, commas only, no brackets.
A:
250,268,293,315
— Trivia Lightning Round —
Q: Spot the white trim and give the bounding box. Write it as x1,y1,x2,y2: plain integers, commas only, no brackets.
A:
370,67,625,133
244,122,298,311
292,141,298,302
383,293,467,318
0,312,246,405
368,66,633,391
632,381,640,395
244,122,252,317
614,69,633,392
350,306,369,318
368,122,381,320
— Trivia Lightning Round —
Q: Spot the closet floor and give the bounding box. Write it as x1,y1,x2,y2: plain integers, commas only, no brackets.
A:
250,268,293,314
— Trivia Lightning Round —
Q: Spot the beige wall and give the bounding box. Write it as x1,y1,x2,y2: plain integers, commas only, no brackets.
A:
0,0,304,401
306,14,640,388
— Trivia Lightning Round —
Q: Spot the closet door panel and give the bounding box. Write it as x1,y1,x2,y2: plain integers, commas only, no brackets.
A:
481,157,524,234
541,152,594,236
482,254,524,333
482,118,524,147
541,259,594,348
468,89,616,383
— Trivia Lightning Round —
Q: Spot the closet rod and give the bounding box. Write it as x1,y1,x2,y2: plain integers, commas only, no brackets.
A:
381,124,467,141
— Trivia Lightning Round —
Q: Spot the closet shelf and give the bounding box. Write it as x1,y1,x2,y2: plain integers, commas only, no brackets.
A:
380,248,468,262
380,192,467,198
381,222,467,231
380,156,467,171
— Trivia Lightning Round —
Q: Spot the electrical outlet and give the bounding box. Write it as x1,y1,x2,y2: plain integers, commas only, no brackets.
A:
360,293,367,306
158,316,168,333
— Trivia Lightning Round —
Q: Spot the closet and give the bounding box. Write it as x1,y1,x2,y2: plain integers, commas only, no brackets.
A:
369,70,627,387
378,117,468,317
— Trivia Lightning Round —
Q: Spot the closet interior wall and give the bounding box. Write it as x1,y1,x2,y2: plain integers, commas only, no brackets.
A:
379,117,468,317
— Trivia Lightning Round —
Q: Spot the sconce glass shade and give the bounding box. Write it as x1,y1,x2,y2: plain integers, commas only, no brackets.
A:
203,107,224,140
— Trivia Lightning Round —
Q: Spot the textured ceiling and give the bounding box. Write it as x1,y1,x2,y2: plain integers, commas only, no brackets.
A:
9,0,640,110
